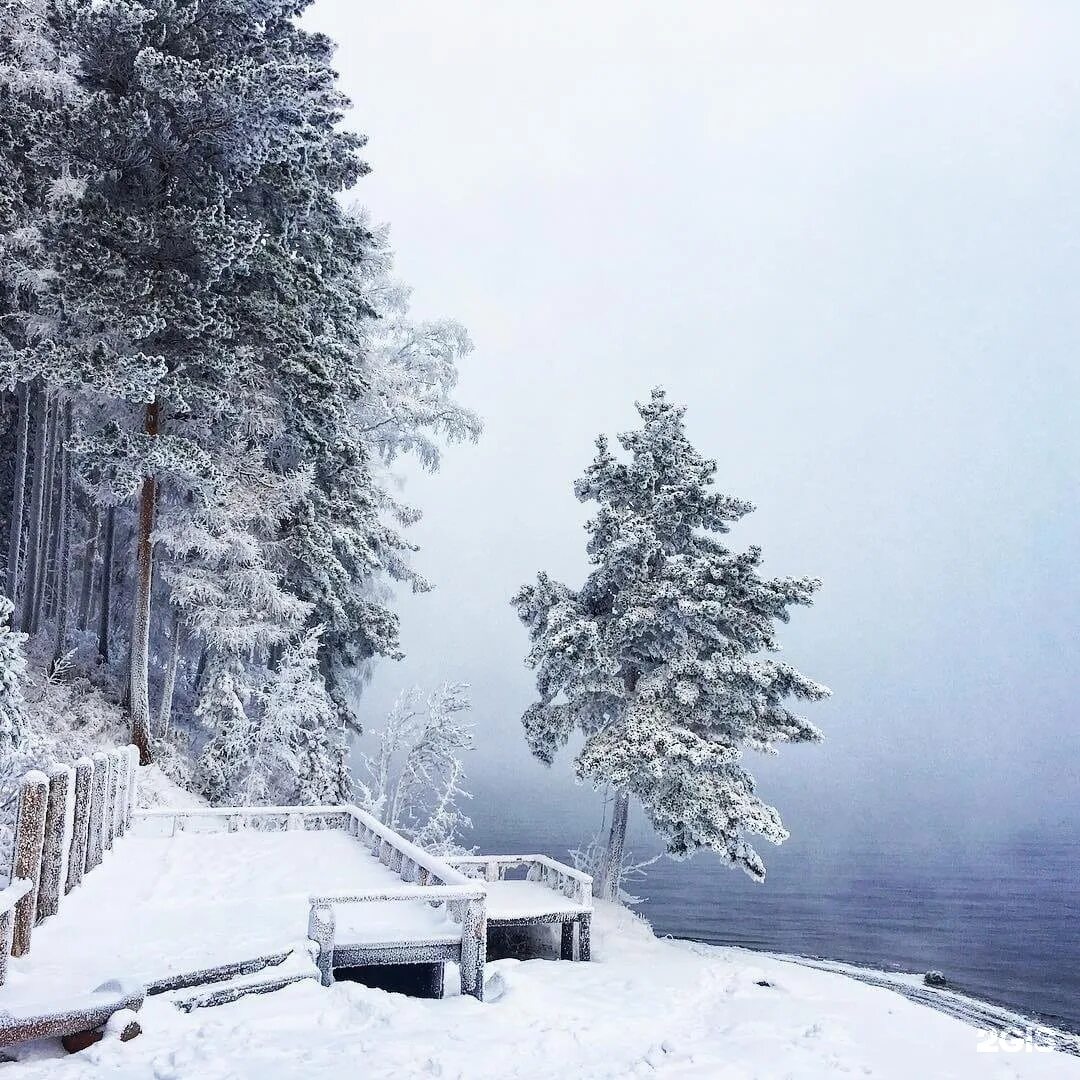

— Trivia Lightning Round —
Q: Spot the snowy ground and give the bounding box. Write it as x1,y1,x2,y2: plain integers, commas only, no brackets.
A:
6,904,1078,1079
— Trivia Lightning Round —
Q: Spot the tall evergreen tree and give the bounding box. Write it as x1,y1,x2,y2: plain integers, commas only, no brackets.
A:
513,389,829,896
0,594,26,753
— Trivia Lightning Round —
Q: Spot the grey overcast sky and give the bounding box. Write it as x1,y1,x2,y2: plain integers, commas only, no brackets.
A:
303,1,1080,845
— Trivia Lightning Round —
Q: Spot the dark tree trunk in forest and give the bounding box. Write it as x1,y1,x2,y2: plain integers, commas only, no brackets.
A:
6,384,29,604
97,506,115,662
20,389,49,633
129,400,160,764
32,394,59,631
77,504,100,631
51,402,74,671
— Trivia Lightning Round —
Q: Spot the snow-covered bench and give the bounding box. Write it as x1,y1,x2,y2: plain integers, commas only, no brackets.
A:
445,855,593,961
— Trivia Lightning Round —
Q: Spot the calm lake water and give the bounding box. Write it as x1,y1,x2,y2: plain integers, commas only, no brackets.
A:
470,814,1080,1033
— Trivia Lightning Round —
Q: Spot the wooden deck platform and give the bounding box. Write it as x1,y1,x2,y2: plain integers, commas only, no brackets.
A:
1,756,593,1047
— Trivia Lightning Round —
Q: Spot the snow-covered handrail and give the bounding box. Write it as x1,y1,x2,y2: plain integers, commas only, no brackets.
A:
131,803,473,887
306,882,487,999
0,878,32,916
308,883,484,906
0,879,31,990
445,854,593,906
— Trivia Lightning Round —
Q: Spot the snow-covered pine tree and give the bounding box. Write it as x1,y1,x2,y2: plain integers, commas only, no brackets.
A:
193,653,252,805
513,388,829,896
259,627,348,806
0,593,26,753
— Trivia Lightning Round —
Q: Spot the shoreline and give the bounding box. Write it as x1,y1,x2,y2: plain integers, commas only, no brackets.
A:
674,938,1080,1057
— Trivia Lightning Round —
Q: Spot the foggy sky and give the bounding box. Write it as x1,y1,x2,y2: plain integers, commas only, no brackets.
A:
303,1,1080,850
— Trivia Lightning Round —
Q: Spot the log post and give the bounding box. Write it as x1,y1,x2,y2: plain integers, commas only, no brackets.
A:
103,752,120,851
85,752,108,872
578,913,591,962
114,752,128,839
458,895,487,1001
307,903,335,986
65,758,93,893
561,920,575,961
125,745,140,828
36,765,72,922
11,772,48,956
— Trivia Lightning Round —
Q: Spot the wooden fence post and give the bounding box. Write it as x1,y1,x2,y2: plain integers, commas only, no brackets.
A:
65,757,93,893
459,895,487,1001
35,765,72,922
124,745,139,829
114,751,128,839
85,752,108,872
103,752,119,852
11,772,48,956
307,903,335,986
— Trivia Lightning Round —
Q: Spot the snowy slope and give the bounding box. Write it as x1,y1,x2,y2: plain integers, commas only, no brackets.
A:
5,904,1077,1079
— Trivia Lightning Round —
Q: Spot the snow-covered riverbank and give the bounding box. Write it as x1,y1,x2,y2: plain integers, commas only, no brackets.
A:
5,904,1077,1079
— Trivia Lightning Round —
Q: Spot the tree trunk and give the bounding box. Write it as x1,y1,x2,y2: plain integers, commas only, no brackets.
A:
158,609,181,741
20,388,49,633
6,384,29,604
97,506,115,661
50,402,74,672
129,400,160,765
31,394,59,632
599,788,631,902
76,504,100,632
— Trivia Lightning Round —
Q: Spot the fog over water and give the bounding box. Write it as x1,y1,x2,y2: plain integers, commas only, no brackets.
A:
307,0,1080,1011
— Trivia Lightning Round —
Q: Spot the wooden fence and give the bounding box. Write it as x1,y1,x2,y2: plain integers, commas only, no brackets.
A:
0,745,139,986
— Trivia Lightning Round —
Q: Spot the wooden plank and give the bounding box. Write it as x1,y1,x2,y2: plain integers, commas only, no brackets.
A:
11,771,48,956
65,757,93,893
35,765,71,922
85,752,108,872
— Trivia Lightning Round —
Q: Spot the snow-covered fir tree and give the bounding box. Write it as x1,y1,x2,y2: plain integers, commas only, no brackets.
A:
513,388,829,896
0,593,26,753
261,627,349,806
0,1,477,812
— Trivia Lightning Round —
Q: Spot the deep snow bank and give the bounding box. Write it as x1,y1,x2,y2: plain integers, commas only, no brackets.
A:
6,904,1078,1079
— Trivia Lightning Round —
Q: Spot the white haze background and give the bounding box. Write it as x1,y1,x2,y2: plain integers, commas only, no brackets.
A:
303,1,1080,849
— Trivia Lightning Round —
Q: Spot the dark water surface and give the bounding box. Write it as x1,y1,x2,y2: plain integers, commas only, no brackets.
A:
470,815,1080,1033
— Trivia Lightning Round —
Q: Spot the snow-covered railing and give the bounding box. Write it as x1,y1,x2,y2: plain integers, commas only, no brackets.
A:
446,854,593,906
307,881,487,997
2,746,139,982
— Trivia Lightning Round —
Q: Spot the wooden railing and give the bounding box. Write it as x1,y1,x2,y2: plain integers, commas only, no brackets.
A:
131,803,488,998
1,746,139,985
446,854,593,906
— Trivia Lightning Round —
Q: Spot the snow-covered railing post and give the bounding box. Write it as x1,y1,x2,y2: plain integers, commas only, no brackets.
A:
125,744,140,828
459,895,487,1001
0,880,32,986
65,757,93,894
11,771,48,957
35,765,71,922
85,752,108,871
104,751,120,851
307,901,335,986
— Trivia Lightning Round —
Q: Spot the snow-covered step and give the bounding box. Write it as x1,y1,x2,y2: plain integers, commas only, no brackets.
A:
158,948,319,1013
